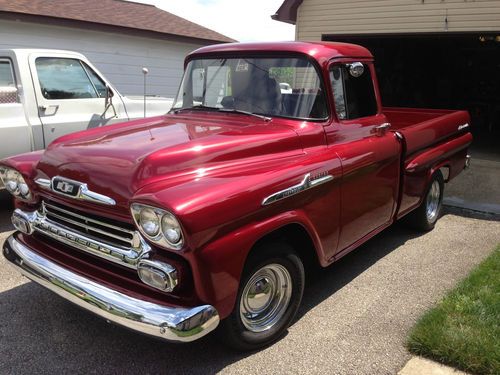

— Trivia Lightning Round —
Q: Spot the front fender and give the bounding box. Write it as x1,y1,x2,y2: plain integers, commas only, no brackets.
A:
191,209,322,319
0,151,43,205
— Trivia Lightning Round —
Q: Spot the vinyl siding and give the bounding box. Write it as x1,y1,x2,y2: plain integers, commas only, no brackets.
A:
296,0,500,40
0,19,206,97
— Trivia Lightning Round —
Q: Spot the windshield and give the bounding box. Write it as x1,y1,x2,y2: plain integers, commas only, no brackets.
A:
173,57,328,120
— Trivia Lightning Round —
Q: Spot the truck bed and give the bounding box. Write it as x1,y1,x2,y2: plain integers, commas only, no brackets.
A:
383,107,470,156
384,107,472,218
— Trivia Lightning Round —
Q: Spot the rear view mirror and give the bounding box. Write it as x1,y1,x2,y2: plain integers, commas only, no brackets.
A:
0,86,18,104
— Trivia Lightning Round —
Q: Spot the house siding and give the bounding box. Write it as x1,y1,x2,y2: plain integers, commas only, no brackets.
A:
0,19,205,97
296,0,500,40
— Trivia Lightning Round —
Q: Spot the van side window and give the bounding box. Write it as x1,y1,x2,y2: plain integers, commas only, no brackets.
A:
35,57,99,100
330,63,378,120
0,59,18,104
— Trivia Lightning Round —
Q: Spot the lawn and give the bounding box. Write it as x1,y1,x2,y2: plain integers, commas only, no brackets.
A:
407,245,500,375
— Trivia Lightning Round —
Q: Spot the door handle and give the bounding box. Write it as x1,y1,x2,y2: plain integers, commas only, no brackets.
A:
373,122,391,136
38,104,59,116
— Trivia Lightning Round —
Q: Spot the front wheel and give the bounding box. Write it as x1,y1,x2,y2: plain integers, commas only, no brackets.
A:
219,242,305,351
406,171,444,231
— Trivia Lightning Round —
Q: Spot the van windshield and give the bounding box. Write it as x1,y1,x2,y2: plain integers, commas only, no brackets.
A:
172,57,328,120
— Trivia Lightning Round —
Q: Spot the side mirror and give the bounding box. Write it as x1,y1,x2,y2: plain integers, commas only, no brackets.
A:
103,85,117,118
347,62,365,78
0,86,18,104
105,85,114,106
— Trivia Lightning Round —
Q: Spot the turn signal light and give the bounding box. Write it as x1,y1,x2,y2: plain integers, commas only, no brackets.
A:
137,259,178,292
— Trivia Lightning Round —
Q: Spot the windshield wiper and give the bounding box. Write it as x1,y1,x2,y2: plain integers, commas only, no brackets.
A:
218,108,271,122
172,105,271,122
171,105,219,114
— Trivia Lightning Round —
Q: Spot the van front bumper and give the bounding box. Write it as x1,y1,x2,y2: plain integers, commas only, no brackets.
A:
2,234,220,342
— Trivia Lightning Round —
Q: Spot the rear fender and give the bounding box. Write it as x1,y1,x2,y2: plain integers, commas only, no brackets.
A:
192,209,321,319
398,132,472,218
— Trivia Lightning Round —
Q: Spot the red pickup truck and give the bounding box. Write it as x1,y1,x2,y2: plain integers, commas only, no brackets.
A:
1,42,472,350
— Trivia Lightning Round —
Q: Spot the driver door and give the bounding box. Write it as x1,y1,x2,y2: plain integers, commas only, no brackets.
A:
29,52,128,145
327,61,401,254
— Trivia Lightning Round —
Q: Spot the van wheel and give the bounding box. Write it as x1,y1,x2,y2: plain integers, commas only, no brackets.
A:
219,242,305,351
406,171,444,231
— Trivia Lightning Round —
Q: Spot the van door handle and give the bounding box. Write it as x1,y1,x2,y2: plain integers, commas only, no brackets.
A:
373,122,391,136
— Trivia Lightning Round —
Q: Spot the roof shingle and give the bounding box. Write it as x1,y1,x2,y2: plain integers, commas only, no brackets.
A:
0,0,235,43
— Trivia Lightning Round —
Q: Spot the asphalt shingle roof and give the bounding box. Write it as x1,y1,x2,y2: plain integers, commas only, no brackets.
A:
0,0,234,43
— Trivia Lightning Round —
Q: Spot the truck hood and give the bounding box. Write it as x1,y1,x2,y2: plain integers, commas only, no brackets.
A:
36,113,302,208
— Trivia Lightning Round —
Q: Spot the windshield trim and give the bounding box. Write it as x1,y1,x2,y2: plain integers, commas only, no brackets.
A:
174,52,331,123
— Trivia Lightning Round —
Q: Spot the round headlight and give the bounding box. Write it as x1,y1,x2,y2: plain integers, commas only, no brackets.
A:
5,169,19,194
131,203,184,250
6,179,18,193
139,208,160,237
19,182,30,196
1,168,32,199
161,213,182,244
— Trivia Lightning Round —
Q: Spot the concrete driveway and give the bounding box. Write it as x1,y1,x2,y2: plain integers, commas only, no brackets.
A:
0,195,499,374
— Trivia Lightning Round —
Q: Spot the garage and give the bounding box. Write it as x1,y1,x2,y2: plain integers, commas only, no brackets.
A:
273,0,500,157
322,32,500,156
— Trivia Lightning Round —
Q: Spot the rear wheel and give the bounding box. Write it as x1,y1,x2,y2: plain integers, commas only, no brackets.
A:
406,171,444,231
220,242,304,351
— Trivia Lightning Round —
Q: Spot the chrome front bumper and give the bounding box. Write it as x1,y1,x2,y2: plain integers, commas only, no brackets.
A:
2,234,220,342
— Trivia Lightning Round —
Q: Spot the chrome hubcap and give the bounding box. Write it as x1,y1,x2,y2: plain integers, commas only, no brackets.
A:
240,264,292,333
426,180,441,222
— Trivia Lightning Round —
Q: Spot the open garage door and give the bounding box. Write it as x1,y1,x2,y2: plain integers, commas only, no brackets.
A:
323,33,500,158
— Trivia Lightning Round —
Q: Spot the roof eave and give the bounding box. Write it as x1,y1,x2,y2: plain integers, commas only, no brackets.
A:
271,0,303,25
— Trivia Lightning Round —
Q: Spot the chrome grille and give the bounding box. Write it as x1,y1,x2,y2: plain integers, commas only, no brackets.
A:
34,201,150,269
43,202,136,248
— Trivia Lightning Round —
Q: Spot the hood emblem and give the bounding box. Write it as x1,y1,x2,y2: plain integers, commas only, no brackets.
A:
35,176,116,206
54,178,78,196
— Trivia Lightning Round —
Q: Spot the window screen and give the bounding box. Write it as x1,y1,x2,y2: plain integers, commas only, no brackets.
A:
330,63,378,120
36,57,99,99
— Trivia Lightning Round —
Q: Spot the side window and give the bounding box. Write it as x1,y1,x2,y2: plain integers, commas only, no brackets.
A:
35,57,98,100
0,59,18,104
330,63,378,120
82,62,107,98
0,59,15,86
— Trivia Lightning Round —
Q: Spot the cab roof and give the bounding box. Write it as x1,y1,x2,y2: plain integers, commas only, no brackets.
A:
187,41,373,64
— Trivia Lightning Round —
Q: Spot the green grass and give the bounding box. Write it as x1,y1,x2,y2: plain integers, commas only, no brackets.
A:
407,245,500,375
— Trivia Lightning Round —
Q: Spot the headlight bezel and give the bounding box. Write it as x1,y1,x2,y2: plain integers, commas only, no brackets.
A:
130,203,184,250
0,166,33,201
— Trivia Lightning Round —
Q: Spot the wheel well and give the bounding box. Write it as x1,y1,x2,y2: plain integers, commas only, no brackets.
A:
248,223,320,271
438,166,450,182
